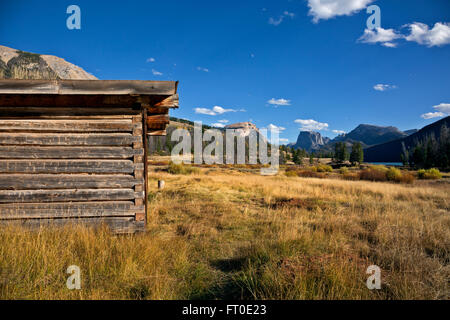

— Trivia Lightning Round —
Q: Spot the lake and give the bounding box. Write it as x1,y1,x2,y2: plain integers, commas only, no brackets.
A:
366,162,403,166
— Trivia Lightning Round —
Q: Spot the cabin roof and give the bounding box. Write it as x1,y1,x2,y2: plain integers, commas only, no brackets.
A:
0,80,179,108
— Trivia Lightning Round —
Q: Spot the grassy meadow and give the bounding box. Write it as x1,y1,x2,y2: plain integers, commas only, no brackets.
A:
0,160,449,299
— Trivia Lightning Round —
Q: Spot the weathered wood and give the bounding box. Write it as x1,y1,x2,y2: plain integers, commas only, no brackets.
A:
0,146,144,159
0,107,141,117
0,174,142,189
0,160,142,174
0,201,143,218
0,80,177,96
147,130,167,136
0,119,137,132
0,189,144,203
147,114,169,125
0,217,145,234
0,133,140,146
151,94,179,108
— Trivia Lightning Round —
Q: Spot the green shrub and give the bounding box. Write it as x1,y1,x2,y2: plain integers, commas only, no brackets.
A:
316,164,333,172
168,162,199,175
417,168,442,180
285,170,298,177
386,167,402,182
339,167,349,175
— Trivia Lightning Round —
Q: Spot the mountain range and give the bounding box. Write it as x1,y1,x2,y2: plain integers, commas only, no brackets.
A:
289,124,416,153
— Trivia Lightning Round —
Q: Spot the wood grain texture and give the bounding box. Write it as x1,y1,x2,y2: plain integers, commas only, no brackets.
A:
0,189,144,203
0,159,142,173
0,174,142,189
0,146,143,159
0,201,143,218
0,217,145,234
0,133,140,146
0,80,177,96
0,119,137,132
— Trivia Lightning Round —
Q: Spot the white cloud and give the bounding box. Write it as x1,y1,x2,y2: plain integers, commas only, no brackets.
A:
279,138,289,143
197,66,209,72
211,123,226,128
295,119,329,131
307,0,374,23
359,27,402,46
404,22,450,47
420,103,450,120
152,69,163,76
195,106,244,116
218,119,229,124
433,103,450,114
382,42,397,48
268,11,295,26
267,124,286,132
267,98,291,106
421,112,445,119
146,57,155,63
373,84,397,91
332,130,346,135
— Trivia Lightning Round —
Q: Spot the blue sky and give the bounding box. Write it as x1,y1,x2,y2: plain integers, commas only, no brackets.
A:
1,0,449,143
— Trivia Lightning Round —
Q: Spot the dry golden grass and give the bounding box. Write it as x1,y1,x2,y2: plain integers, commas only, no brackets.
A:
1,165,449,299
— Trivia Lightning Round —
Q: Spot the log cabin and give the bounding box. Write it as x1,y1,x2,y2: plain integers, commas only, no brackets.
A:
0,80,178,233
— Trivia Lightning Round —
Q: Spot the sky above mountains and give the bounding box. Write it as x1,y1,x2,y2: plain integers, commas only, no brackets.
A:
1,0,449,143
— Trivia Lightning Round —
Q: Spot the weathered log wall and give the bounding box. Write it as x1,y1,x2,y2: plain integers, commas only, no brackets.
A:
0,108,146,233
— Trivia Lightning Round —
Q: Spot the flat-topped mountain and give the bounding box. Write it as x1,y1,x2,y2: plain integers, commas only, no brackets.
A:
0,45,97,80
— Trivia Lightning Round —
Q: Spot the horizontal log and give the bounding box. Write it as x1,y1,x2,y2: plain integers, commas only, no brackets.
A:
0,174,143,189
0,80,177,96
0,189,144,203
0,217,145,234
152,94,179,108
0,146,143,159
147,130,167,136
147,114,169,125
0,160,142,174
0,133,140,146
0,201,143,218
0,119,138,132
0,107,141,117
147,107,169,115
147,123,168,130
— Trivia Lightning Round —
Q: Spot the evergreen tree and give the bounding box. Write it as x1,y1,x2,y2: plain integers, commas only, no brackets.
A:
349,142,363,165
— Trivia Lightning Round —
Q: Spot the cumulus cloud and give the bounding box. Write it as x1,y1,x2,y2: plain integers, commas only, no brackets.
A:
421,103,450,119
267,98,291,106
267,124,286,132
268,11,295,26
421,112,445,119
197,67,209,72
195,106,244,116
433,103,450,114
307,0,374,23
332,130,346,135
295,119,329,131
146,57,155,63
373,84,397,91
217,119,229,124
420,103,450,119
358,27,402,47
279,138,289,143
211,123,226,128
404,22,450,47
152,69,163,76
